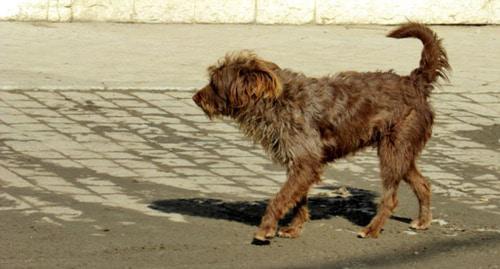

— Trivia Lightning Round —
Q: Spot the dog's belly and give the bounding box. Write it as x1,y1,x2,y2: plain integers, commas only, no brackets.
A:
318,115,385,163
320,133,378,163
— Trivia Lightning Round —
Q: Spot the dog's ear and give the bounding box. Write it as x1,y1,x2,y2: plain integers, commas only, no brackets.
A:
229,58,282,107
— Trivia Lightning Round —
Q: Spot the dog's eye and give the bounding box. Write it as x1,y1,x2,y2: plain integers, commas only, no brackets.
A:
209,80,219,93
210,81,226,101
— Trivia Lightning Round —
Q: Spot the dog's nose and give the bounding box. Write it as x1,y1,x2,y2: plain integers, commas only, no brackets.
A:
192,92,200,105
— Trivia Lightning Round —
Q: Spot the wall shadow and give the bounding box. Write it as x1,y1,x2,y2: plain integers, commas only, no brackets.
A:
150,187,385,227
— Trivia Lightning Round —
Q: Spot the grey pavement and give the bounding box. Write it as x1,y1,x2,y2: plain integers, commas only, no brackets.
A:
0,22,500,268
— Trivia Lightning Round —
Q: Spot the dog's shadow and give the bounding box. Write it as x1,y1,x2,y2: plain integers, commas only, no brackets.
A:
149,186,407,227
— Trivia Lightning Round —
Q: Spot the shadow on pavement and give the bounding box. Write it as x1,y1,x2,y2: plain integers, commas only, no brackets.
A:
150,187,385,227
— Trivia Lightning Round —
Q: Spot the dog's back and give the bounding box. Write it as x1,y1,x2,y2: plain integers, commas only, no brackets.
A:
271,23,451,162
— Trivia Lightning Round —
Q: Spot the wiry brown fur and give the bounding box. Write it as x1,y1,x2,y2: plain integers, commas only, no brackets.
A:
192,23,451,243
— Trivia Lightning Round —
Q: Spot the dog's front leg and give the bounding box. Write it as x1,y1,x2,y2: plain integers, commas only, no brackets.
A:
277,196,309,238
253,158,322,243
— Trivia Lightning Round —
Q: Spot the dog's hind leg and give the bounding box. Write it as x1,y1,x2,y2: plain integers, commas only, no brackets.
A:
357,167,402,239
358,111,428,238
405,160,432,229
277,196,309,238
254,158,321,242
404,110,433,230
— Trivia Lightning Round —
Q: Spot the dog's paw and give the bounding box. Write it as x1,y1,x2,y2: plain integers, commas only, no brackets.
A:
254,227,276,242
357,227,381,239
277,226,302,239
410,219,431,230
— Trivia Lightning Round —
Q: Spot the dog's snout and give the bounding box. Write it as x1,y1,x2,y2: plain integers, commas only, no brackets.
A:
192,92,201,105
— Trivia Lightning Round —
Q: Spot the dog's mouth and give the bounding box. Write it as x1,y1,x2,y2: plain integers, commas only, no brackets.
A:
192,91,218,120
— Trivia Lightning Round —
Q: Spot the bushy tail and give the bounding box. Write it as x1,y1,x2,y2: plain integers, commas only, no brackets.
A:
388,22,450,93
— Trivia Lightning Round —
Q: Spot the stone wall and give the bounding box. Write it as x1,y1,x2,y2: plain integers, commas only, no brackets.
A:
1,0,499,24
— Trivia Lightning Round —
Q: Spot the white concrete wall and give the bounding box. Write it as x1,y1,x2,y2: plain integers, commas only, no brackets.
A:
0,0,499,24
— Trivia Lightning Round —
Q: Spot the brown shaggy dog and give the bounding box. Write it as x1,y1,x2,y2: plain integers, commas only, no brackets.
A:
193,23,450,244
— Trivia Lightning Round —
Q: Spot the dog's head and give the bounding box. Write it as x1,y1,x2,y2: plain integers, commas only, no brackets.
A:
192,51,282,119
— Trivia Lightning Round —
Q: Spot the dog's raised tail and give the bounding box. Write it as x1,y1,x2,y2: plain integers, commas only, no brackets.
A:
388,22,450,92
